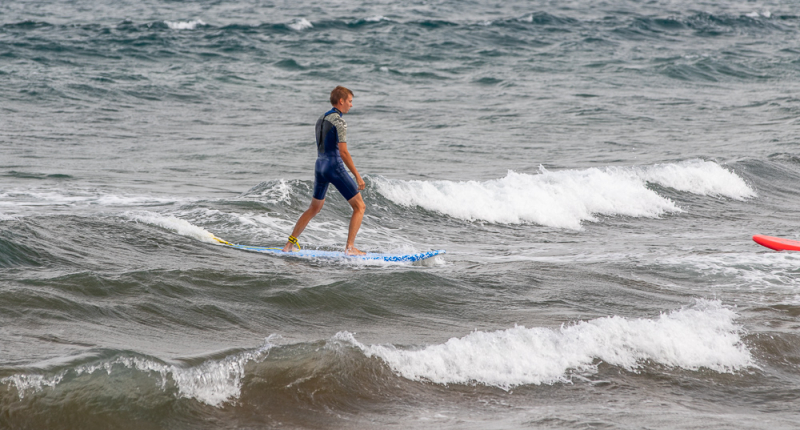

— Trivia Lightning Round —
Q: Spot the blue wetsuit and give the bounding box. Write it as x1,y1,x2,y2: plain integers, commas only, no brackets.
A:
313,107,359,201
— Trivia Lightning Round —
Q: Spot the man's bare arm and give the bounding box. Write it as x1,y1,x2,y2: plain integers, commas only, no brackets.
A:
338,142,365,190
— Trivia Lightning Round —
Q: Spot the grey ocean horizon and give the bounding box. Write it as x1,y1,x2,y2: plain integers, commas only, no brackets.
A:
1,0,799,428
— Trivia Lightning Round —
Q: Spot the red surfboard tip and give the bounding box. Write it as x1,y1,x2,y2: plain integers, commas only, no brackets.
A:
753,234,800,252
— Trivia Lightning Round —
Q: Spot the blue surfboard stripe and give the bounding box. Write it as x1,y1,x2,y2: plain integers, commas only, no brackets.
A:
228,244,445,262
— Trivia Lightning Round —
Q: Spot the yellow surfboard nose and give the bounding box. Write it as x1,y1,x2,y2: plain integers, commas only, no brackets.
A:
212,236,233,246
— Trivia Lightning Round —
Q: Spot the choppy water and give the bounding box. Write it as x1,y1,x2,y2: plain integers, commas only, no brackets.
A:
2,0,800,428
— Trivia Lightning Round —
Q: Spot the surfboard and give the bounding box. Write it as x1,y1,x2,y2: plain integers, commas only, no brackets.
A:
213,237,445,262
752,235,800,252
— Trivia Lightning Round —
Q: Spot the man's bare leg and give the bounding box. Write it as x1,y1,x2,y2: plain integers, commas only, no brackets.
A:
345,193,366,255
282,198,324,252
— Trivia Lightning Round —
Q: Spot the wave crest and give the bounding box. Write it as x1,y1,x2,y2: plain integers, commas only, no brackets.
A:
343,299,752,389
164,19,207,30
374,160,754,229
3,338,276,406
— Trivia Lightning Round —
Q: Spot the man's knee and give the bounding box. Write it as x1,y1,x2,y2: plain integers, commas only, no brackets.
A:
351,197,365,213
309,199,324,214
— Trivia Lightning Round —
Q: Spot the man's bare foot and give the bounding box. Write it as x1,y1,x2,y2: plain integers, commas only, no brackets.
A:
345,246,365,256
282,242,294,252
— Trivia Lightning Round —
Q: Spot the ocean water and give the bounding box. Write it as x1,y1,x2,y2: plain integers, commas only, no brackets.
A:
1,0,800,428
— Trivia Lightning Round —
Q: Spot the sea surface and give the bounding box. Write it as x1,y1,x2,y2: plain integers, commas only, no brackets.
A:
1,0,800,428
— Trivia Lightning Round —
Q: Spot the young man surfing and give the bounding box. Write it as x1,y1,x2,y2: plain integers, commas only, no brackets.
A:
282,86,367,255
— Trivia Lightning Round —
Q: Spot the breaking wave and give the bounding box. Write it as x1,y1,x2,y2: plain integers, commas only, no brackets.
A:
345,299,752,388
373,160,754,229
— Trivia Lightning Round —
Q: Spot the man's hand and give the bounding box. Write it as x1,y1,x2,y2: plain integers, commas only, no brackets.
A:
339,141,365,190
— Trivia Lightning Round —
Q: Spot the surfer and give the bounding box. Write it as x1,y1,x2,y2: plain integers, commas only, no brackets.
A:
282,86,367,255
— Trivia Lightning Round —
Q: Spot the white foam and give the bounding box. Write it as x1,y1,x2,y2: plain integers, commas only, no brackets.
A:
365,15,387,23
1,373,66,399
637,160,755,200
650,252,800,290
177,208,291,240
288,18,313,31
341,300,751,389
374,167,679,229
125,208,416,259
126,211,218,243
745,11,771,18
241,179,294,204
0,188,180,209
164,19,207,30
173,195,420,253
2,338,276,406
175,206,341,246
374,160,754,229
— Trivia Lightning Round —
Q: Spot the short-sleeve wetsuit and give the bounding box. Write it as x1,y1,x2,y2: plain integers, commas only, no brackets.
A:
312,107,359,201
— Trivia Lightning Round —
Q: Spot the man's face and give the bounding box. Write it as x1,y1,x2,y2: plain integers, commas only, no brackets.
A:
337,94,353,114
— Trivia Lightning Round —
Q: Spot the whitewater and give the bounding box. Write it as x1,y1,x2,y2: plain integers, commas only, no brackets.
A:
373,160,755,229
